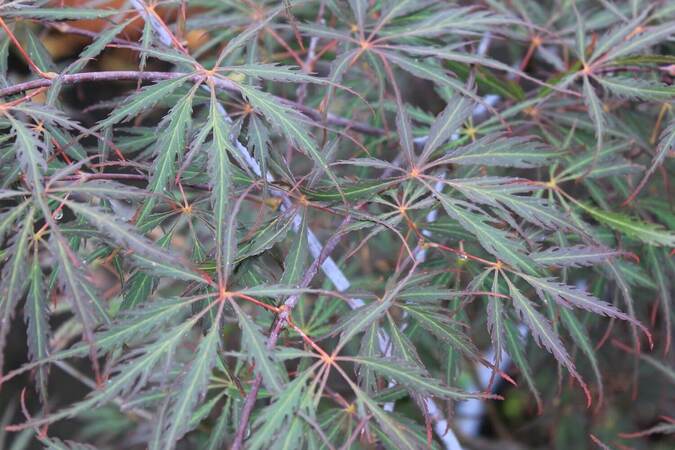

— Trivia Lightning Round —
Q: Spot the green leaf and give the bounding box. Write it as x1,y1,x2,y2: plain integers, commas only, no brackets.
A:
280,211,308,286
0,200,30,247
247,114,270,187
92,297,192,353
505,276,589,404
583,75,605,154
247,369,313,450
647,247,672,354
131,254,208,284
395,100,416,167
577,202,675,246
436,193,534,271
206,91,236,285
121,271,154,311
16,25,56,73
503,319,542,413
225,64,327,84
349,356,487,400
302,178,397,202
530,246,622,267
598,76,675,100
631,118,675,199
436,135,559,168
399,304,481,361
0,208,34,376
604,21,675,61
419,93,472,164
7,114,46,192
238,211,296,261
137,87,195,224
334,297,393,346
559,308,604,407
238,85,341,194
158,319,221,448
353,385,426,450
445,61,525,100
49,235,110,336
96,75,191,129
25,253,50,404
230,299,284,394
382,7,514,38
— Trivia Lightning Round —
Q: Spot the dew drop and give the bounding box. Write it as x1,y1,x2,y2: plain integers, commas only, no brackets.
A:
54,210,63,220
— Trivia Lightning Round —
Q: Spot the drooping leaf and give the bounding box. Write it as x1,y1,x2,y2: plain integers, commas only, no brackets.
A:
246,368,313,450
530,245,623,267
157,318,221,448
349,356,487,400
57,198,204,281
598,76,675,100
95,76,191,129
24,253,50,404
419,93,473,164
238,84,343,197
229,299,284,394
280,211,308,286
0,208,34,376
505,276,590,405
136,87,195,224
577,202,675,246
436,135,559,168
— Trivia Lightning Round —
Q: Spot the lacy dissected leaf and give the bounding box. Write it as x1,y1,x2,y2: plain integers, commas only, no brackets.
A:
559,308,604,408
350,356,487,400
238,84,342,196
436,135,559,168
206,90,236,283
597,76,675,101
230,299,284,393
577,202,675,246
225,64,328,84
280,210,308,286
0,208,34,376
505,276,590,405
57,198,205,282
246,368,313,450
436,194,535,271
136,87,195,223
7,114,46,191
419,93,473,164
382,6,514,38
503,319,542,413
583,75,605,153
399,303,481,361
156,318,221,449
24,254,50,404
238,210,296,261
631,118,675,198
448,177,578,231
96,75,191,129
530,245,623,267
333,296,394,345
353,385,430,450
647,247,672,354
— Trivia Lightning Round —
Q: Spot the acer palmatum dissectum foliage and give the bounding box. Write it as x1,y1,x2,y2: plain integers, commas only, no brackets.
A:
0,1,673,449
